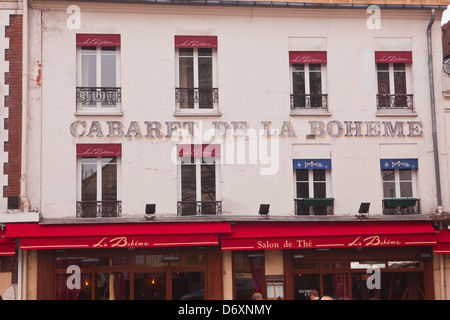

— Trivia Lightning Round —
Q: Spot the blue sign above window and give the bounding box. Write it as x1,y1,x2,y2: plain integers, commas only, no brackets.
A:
380,159,418,170
293,159,332,170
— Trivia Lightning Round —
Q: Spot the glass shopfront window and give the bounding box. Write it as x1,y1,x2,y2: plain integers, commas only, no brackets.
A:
54,249,207,300
288,248,431,300
233,251,265,300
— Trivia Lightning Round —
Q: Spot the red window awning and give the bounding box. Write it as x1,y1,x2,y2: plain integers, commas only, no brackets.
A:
289,51,327,64
220,221,437,251
434,230,450,254
177,144,220,157
76,144,122,157
175,36,218,48
375,51,412,63
0,230,15,256
76,34,121,47
5,222,231,251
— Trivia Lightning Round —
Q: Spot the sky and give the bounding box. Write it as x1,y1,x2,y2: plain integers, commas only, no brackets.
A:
443,6,450,25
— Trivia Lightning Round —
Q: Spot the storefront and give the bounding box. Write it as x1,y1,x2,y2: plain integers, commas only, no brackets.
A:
224,221,437,300
4,222,230,300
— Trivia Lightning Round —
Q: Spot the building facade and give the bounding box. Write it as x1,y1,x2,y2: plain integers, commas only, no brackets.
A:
1,0,450,300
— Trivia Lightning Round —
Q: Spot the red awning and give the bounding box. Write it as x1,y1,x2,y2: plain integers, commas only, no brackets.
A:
177,144,220,157
76,144,122,157
375,51,412,63
175,36,218,48
434,230,450,254
220,221,437,251
0,230,15,256
76,34,121,46
5,222,231,250
289,51,327,64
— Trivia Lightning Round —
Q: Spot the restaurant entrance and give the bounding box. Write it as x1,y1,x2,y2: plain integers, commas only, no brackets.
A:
285,246,434,300
37,246,222,300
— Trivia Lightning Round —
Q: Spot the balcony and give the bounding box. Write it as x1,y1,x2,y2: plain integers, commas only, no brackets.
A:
76,201,122,218
290,94,328,110
177,201,222,216
383,198,420,215
175,87,219,109
295,198,334,215
376,94,413,111
76,87,122,106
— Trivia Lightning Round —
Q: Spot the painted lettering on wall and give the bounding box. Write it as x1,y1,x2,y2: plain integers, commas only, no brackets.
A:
70,120,423,139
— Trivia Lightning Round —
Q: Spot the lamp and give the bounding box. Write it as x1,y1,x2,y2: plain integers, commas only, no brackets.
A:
145,204,156,220
355,202,370,219
259,204,270,219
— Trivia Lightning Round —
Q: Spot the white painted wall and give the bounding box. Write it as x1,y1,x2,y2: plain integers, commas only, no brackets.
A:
27,2,449,219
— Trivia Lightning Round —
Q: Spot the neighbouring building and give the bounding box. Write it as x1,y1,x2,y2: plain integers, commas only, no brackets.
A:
1,0,450,300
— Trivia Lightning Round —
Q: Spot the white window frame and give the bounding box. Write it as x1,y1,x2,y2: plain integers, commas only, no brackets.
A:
177,156,221,204
175,47,219,115
290,63,328,115
77,156,122,204
76,46,122,115
376,62,413,115
294,169,332,199
381,168,417,199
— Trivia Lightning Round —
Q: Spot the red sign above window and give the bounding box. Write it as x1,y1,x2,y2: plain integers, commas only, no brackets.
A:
175,36,218,48
76,144,122,157
76,34,121,46
289,51,327,64
375,51,412,63
177,144,220,157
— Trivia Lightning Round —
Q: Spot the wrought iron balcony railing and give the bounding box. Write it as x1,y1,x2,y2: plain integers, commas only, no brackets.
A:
376,94,413,110
295,198,334,215
175,87,218,108
76,201,122,218
76,87,122,105
177,201,222,216
290,94,328,110
382,198,420,215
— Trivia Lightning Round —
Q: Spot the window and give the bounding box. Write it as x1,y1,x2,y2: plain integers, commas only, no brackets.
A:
293,159,333,215
289,51,328,113
77,144,121,217
375,51,413,113
380,158,419,214
177,144,220,215
175,36,219,114
76,34,121,114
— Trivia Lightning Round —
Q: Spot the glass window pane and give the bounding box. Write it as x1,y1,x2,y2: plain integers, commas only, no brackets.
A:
323,273,350,300
102,157,117,202
135,255,167,267
313,170,325,181
394,67,406,95
377,64,390,95
81,47,97,87
201,164,216,214
296,169,308,182
294,274,320,300
95,272,129,300
233,252,264,300
382,170,395,181
81,158,97,202
399,169,412,181
56,273,91,300
172,272,204,300
309,64,322,95
297,182,309,198
179,49,194,109
314,182,326,198
134,272,166,300
383,182,396,198
101,47,116,88
400,182,413,197
293,65,305,95
181,164,196,202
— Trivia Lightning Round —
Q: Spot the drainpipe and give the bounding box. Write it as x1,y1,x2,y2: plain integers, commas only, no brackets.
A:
427,9,443,214
20,0,30,212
